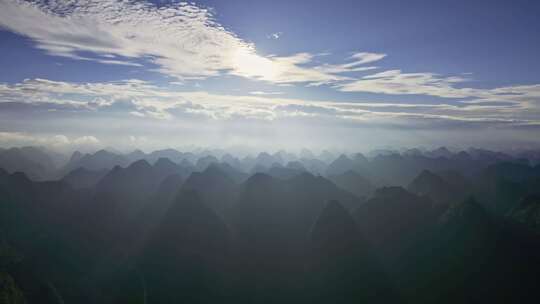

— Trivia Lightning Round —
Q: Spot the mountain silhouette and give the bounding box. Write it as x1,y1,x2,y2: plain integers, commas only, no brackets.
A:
63,149,129,174
508,194,540,234
326,154,355,176
408,169,466,205
140,190,230,303
182,164,240,218
61,167,108,189
308,200,401,304
397,197,500,303
0,147,55,180
329,170,375,198
354,186,437,263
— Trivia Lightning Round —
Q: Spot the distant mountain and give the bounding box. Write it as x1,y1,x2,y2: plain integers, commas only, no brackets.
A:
221,153,242,169
140,190,230,303
516,149,540,165
2,147,540,303
468,147,512,163
126,149,145,162
254,152,281,168
286,172,363,211
286,160,307,171
146,149,196,164
195,155,219,171
425,146,453,159
143,189,229,259
63,149,129,174
153,157,193,179
482,161,540,183
408,169,470,205
273,150,297,164
479,162,540,214
298,157,327,175
326,154,355,176
438,170,473,191
89,158,191,242
0,167,8,183
438,197,493,231
397,198,500,304
508,194,540,234
399,198,540,303
0,147,56,180
96,160,156,199
121,173,186,262
96,158,190,201
249,163,267,175
213,162,249,183
367,151,490,186
266,165,304,179
351,152,369,163
61,167,108,189
329,170,375,198
408,170,449,198
367,153,420,186
308,200,401,304
0,171,106,304
354,186,437,262
182,164,240,218
17,147,56,171
402,148,424,157
41,147,69,169
299,148,315,159
69,150,83,163
231,172,363,255
310,200,360,256
318,150,336,163
230,174,364,303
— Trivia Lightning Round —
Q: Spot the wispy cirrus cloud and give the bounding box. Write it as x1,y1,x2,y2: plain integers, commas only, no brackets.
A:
0,78,537,127
249,91,284,96
336,69,540,113
2,78,540,151
0,0,379,85
314,52,384,75
337,70,474,97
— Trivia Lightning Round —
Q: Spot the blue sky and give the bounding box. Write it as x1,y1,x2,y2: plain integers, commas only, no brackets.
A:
0,0,539,152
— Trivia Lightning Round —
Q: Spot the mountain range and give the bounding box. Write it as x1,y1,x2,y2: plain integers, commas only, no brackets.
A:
1,146,540,303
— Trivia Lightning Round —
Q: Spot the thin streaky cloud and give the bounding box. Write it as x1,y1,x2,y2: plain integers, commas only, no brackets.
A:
0,78,537,126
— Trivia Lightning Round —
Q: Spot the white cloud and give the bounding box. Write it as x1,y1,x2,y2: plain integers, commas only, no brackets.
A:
127,135,148,148
0,78,538,126
2,78,540,151
1,0,537,111
267,32,282,39
0,0,373,85
228,51,351,85
129,111,146,118
73,135,100,145
249,91,284,96
0,132,100,149
314,52,385,75
337,70,475,97
336,69,540,117
349,52,387,65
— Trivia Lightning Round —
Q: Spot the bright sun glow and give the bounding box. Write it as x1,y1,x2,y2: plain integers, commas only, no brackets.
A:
231,48,278,81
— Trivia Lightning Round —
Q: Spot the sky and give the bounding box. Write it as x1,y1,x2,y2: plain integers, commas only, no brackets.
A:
0,0,539,153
